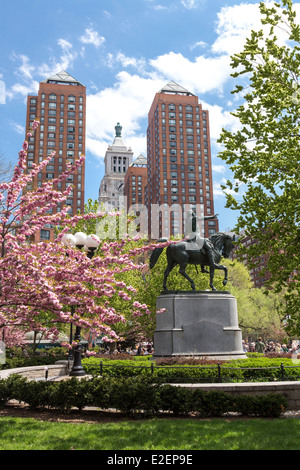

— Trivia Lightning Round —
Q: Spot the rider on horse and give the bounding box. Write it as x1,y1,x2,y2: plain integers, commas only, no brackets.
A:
185,209,218,268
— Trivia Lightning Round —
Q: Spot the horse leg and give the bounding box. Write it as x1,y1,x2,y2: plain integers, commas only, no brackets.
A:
163,259,177,291
178,263,196,290
214,264,228,286
210,264,228,290
221,265,228,286
209,266,217,291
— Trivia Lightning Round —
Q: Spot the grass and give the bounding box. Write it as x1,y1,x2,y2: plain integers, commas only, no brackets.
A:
0,416,300,450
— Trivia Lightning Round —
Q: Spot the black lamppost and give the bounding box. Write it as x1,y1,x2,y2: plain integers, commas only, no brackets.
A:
62,231,100,377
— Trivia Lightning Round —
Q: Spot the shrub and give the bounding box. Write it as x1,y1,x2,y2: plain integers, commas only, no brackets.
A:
0,375,288,418
88,377,113,410
198,390,235,417
48,378,93,412
233,394,288,418
0,380,9,407
4,374,28,403
159,385,195,415
109,377,161,417
16,380,52,410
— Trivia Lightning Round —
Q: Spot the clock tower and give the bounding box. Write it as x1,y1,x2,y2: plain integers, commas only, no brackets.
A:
98,123,133,210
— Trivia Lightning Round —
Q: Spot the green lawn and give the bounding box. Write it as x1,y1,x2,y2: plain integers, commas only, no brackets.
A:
0,416,299,450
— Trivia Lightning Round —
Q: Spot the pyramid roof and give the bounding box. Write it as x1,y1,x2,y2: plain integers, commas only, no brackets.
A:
42,70,83,86
159,81,195,96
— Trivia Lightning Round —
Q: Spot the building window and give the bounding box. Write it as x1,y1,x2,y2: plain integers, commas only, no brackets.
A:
40,229,50,240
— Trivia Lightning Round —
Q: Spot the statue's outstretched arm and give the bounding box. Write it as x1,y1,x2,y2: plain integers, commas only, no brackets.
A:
203,214,218,220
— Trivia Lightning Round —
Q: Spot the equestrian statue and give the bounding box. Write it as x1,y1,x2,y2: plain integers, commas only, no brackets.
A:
149,210,235,292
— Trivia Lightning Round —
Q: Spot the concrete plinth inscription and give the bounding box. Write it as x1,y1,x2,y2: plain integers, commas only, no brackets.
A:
153,291,247,360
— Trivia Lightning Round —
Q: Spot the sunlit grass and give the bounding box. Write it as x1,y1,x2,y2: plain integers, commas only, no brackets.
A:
0,416,299,450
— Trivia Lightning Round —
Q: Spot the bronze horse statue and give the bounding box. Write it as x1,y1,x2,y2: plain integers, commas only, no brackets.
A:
149,232,235,292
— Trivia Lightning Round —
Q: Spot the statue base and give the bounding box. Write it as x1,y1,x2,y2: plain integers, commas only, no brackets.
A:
153,291,247,360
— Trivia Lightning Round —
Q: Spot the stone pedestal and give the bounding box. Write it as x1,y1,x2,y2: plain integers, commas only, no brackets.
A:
153,291,247,360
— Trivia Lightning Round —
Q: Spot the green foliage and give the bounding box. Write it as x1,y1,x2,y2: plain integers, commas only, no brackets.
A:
15,380,53,410
159,385,195,415
0,380,9,407
109,377,161,417
233,393,287,418
82,355,300,382
218,0,300,328
48,378,93,412
0,374,288,418
0,351,67,371
218,259,287,339
1,374,27,406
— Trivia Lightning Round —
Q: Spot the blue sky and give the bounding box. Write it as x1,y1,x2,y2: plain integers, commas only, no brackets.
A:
1,0,299,231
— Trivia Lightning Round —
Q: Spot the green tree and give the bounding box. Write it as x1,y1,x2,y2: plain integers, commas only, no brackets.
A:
64,200,151,344
218,0,300,331
220,260,287,341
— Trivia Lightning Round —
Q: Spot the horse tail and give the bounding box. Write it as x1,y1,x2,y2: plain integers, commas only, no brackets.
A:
149,238,168,269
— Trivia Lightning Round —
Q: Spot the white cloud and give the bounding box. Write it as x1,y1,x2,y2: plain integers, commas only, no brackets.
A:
86,72,165,160
12,53,35,81
212,3,262,56
150,52,231,95
190,41,207,50
6,82,39,100
79,28,105,48
153,5,167,10
181,0,205,9
7,37,79,101
10,121,25,134
201,102,240,142
212,164,226,174
0,80,6,104
38,38,77,77
213,176,246,201
107,52,147,72
58,38,72,51
212,1,300,57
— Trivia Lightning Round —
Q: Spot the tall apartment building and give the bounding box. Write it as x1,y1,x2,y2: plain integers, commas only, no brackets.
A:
146,81,218,239
25,71,86,242
124,154,147,209
124,154,148,234
98,123,133,211
232,231,272,288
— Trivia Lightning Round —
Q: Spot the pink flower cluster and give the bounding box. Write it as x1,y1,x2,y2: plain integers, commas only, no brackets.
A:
0,122,165,347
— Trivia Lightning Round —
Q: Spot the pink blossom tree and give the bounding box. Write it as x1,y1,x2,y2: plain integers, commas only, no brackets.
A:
0,121,166,352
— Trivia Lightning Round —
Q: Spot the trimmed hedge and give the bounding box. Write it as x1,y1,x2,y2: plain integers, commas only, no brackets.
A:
81,356,300,383
0,354,67,371
0,374,288,418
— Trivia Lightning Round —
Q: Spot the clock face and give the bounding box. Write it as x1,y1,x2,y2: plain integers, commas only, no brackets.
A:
115,181,124,192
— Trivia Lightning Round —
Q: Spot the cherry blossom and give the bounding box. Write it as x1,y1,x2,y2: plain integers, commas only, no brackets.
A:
0,121,172,348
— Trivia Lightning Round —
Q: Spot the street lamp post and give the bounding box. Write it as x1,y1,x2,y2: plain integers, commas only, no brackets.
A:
62,231,100,377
